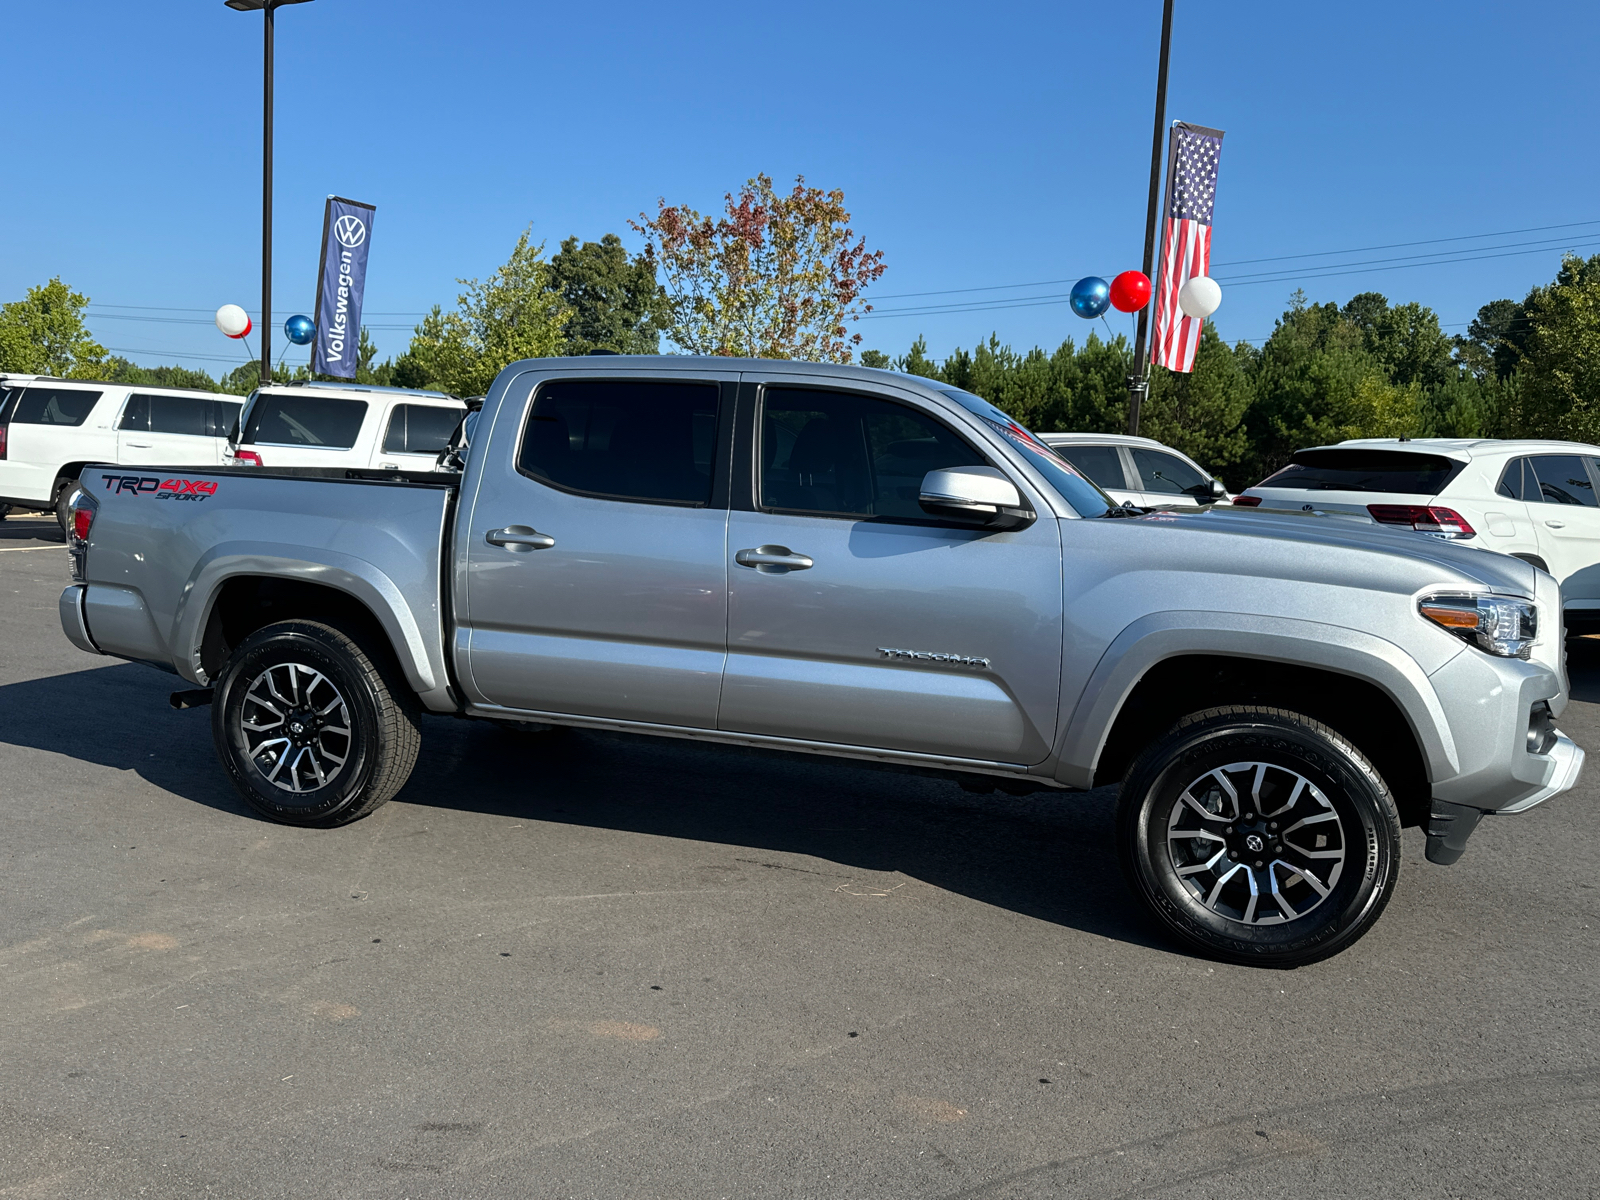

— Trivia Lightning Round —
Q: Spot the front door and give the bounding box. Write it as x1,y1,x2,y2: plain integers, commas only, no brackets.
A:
463,374,734,728
720,378,1064,764
1524,453,1600,607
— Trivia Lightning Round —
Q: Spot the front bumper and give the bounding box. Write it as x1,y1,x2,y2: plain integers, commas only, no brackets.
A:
1426,730,1584,865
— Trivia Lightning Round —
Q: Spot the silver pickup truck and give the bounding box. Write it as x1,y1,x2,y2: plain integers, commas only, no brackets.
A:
56,357,1584,967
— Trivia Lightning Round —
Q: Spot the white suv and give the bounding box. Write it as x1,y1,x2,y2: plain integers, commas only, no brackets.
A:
0,374,241,531
1037,432,1229,508
1236,438,1600,634
227,382,466,472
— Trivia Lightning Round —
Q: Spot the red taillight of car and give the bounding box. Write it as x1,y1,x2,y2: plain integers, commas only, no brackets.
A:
234,449,263,466
72,503,94,542
1231,494,1262,507
1368,504,1476,539
0,424,7,459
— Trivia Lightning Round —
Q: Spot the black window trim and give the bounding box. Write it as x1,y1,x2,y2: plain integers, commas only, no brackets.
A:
749,380,1006,528
511,376,735,510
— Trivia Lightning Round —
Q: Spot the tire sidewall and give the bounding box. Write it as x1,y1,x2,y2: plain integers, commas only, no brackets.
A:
1121,715,1398,967
212,623,383,826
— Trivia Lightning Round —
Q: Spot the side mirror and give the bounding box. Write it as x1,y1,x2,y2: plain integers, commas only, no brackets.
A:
1204,478,1227,503
920,466,1035,530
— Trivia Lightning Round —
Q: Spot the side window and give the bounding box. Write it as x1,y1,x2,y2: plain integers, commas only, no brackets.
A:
1055,444,1127,490
146,395,210,436
1132,447,1207,496
119,394,151,431
517,380,720,505
759,387,986,520
210,401,243,438
11,388,101,427
384,405,463,455
1529,455,1598,506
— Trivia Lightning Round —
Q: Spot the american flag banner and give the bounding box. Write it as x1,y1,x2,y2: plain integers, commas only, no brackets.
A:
1151,122,1225,373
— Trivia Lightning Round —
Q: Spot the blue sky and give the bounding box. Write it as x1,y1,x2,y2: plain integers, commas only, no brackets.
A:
5,0,1596,375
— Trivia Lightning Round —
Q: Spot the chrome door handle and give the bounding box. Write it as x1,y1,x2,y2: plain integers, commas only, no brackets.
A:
1546,520,1566,529
486,526,556,551
735,545,814,573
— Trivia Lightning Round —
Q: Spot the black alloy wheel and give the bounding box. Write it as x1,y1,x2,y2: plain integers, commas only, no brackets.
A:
212,619,421,827
1117,706,1401,968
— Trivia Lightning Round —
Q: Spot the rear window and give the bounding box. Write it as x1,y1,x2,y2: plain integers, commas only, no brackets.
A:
1256,449,1466,496
242,395,368,449
383,404,463,455
10,387,101,427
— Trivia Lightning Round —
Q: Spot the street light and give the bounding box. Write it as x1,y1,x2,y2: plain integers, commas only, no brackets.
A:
224,0,315,387
1127,0,1175,436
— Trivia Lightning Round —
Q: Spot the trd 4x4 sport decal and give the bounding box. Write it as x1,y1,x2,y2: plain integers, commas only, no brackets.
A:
100,474,219,501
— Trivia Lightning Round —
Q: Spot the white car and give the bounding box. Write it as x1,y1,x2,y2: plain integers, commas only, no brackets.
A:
1236,438,1600,634
227,382,466,472
0,374,242,531
1037,432,1229,508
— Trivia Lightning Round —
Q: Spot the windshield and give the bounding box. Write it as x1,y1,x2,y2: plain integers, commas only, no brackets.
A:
1257,449,1466,496
934,388,1115,516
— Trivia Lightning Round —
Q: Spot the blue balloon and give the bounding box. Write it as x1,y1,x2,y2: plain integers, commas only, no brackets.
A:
284,314,315,345
1069,276,1111,319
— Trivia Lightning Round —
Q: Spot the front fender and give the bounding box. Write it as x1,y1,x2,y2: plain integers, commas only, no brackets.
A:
173,542,442,698
1052,610,1461,789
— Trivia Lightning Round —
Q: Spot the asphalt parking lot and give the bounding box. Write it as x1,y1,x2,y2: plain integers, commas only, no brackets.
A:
1,512,1597,1198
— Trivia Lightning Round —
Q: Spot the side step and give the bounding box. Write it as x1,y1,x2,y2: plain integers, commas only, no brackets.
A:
170,689,214,710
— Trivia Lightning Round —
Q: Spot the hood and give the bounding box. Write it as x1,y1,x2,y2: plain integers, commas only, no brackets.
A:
1110,504,1537,596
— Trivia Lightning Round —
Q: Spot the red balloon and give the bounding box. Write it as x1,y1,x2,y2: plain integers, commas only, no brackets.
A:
1109,271,1152,313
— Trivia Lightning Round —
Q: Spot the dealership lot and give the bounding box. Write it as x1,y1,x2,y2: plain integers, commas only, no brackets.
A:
1,514,1596,1198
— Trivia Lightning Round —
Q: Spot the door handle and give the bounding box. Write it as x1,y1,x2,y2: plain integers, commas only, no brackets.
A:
126,441,152,448
735,545,814,573
1545,520,1566,529
486,526,556,551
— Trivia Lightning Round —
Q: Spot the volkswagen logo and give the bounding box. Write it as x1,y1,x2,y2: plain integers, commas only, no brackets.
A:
1245,833,1265,852
334,215,367,248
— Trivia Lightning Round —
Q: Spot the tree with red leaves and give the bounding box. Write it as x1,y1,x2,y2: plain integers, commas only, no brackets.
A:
630,174,886,363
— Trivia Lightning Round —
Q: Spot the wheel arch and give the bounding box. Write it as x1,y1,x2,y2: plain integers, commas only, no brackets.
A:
1055,612,1457,827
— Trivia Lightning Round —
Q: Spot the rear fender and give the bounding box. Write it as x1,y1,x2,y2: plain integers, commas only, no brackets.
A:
175,543,443,704
1053,610,1460,789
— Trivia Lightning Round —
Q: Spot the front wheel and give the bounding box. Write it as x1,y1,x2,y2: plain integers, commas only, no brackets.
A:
211,619,421,826
1117,706,1401,968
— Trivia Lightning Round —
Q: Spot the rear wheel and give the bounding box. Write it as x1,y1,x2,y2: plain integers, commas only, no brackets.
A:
1117,706,1401,968
212,620,421,826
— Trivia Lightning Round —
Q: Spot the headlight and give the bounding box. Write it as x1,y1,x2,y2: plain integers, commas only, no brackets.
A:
1419,593,1538,658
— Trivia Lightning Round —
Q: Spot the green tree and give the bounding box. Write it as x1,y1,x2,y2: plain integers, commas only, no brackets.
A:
1454,297,1528,381
632,173,887,362
1142,325,1255,484
858,349,892,369
549,233,667,354
103,356,221,392
402,229,571,396
894,336,942,378
1513,252,1600,441
1340,292,1454,391
0,278,108,377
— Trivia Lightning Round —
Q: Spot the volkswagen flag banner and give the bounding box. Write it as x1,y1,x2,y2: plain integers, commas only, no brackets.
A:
311,196,376,378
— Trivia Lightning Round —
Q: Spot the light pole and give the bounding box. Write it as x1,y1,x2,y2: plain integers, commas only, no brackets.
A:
1127,0,1174,436
224,0,314,387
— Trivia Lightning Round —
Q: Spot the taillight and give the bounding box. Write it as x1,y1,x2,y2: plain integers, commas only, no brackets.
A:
72,504,94,542
0,424,7,459
1231,494,1262,507
1368,504,1476,539
67,488,97,582
235,449,263,466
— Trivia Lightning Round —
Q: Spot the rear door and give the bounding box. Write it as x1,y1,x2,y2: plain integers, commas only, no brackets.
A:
1525,454,1600,603
117,393,222,467
462,372,735,727
720,376,1063,764
2,386,107,505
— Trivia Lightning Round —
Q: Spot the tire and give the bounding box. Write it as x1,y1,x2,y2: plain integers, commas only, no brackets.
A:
52,480,74,540
211,619,421,827
1117,706,1401,968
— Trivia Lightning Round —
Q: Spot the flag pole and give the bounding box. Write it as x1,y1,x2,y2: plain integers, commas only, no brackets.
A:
1127,0,1174,437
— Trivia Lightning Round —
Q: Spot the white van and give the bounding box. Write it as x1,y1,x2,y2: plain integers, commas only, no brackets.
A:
0,374,242,530
227,382,466,472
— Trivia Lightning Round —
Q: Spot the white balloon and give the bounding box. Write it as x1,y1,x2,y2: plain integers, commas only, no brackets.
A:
215,304,251,338
1177,276,1222,320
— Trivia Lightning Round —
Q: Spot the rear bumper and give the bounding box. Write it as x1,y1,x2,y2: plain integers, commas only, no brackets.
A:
58,585,101,655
